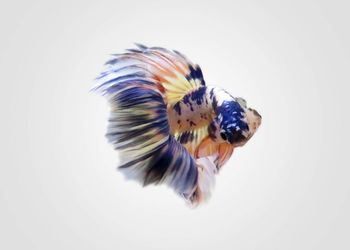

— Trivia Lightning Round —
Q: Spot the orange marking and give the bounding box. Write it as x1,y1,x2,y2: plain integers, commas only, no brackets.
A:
195,136,218,159
217,143,234,168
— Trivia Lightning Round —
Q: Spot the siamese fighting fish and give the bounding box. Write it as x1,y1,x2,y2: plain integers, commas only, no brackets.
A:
93,44,262,205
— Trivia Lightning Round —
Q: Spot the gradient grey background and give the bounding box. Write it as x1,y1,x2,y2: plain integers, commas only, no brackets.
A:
1,0,349,249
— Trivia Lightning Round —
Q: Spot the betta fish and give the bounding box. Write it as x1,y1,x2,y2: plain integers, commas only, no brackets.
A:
93,44,261,205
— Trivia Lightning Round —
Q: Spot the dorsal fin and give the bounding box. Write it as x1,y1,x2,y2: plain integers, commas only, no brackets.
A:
97,44,206,107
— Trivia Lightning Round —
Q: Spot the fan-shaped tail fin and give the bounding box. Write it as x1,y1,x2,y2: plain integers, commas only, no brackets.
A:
94,65,199,198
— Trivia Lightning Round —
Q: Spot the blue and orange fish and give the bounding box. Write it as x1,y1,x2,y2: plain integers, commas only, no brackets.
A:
93,44,262,204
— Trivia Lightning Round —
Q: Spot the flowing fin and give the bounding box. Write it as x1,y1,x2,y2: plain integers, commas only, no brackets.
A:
195,137,234,168
190,155,218,204
95,44,206,107
195,136,219,159
217,143,234,167
93,49,200,197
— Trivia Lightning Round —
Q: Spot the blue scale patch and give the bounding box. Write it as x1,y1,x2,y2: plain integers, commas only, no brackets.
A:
216,100,248,131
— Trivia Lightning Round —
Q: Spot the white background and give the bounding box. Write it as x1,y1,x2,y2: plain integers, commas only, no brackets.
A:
1,0,349,249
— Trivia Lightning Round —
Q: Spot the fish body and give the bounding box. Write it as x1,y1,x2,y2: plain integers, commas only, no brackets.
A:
93,44,261,204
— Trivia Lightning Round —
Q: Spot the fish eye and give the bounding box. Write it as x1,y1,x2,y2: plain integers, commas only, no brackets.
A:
220,132,227,140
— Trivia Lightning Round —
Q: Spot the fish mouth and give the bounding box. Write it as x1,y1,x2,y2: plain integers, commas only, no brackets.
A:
251,109,262,119
247,108,262,130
